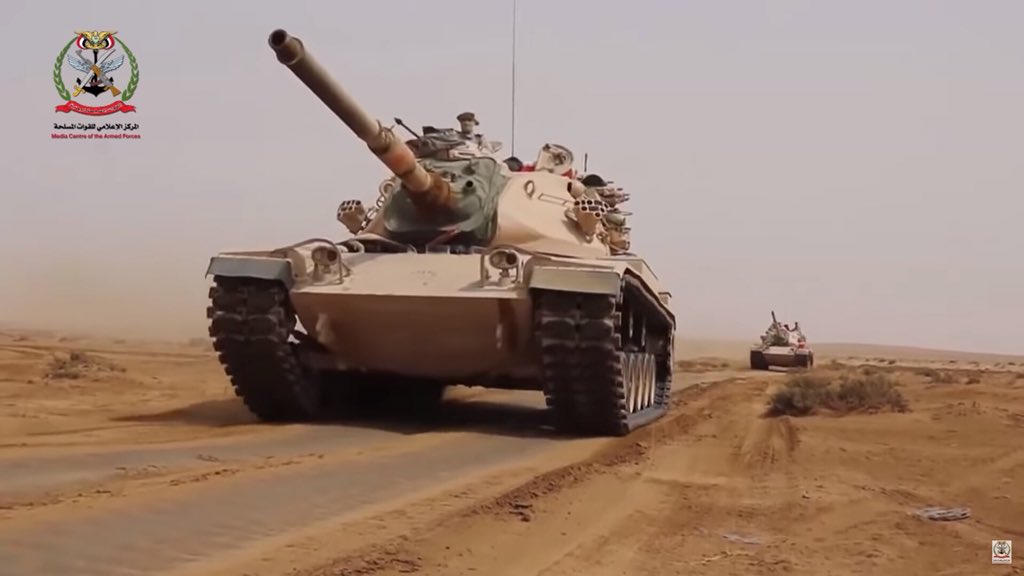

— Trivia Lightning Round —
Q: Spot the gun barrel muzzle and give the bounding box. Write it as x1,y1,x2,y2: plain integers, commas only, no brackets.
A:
268,28,451,210
268,28,380,142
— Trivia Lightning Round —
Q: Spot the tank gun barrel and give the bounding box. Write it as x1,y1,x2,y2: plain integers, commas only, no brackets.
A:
267,29,451,210
771,310,778,325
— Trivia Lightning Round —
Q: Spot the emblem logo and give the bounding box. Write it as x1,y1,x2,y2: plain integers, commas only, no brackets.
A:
53,30,139,116
993,540,1012,564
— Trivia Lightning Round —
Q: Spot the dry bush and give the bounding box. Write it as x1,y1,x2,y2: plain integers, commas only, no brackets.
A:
887,359,897,365
859,364,881,376
766,371,909,417
828,360,898,375
912,367,958,384
675,358,732,373
44,350,125,380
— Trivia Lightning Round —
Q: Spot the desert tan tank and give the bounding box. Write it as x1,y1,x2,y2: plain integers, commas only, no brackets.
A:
204,29,676,436
749,311,814,370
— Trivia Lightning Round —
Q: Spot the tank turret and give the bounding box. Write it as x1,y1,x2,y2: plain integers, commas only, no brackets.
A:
267,29,454,215
762,310,789,346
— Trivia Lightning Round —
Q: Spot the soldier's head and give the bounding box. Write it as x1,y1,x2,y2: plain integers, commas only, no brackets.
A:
456,111,478,135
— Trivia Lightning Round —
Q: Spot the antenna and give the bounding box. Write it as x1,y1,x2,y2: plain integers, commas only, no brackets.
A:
510,0,518,157
584,153,588,172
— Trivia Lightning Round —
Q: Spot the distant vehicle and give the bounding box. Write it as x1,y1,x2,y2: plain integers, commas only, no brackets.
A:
749,311,814,370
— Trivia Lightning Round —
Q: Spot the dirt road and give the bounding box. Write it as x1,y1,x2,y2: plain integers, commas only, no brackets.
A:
0,331,742,575
1,331,1022,576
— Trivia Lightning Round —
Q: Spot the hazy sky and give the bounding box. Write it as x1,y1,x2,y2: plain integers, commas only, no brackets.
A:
1,1,1021,354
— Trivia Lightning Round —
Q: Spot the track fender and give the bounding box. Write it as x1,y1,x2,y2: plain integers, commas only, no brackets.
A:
206,255,295,288
527,265,623,296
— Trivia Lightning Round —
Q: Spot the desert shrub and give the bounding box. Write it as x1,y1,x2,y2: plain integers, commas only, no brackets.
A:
766,371,908,417
912,367,957,384
965,376,981,385
834,374,909,413
675,360,699,372
887,359,897,365
44,350,124,380
45,355,83,379
676,358,733,373
765,373,833,417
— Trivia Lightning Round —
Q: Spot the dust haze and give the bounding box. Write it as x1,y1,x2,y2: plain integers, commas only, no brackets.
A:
1,0,1022,352
2,4,1022,574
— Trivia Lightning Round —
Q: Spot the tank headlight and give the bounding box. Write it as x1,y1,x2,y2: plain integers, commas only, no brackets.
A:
488,249,519,270
311,246,338,266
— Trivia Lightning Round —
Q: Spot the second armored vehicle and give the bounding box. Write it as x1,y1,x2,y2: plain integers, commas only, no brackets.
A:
203,29,676,437
750,311,814,370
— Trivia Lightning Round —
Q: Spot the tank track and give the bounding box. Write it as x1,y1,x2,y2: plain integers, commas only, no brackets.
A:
207,276,448,423
206,276,324,421
534,274,675,436
750,350,769,370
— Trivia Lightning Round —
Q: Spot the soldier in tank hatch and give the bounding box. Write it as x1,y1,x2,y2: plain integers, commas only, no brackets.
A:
457,111,478,137
455,111,499,154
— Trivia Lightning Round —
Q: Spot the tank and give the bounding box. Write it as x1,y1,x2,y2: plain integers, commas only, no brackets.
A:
749,311,814,370
203,29,676,437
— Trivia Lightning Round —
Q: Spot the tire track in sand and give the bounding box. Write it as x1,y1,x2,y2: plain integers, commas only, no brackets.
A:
0,431,562,576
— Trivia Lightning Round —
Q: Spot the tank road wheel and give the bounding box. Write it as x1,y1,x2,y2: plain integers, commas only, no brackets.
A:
206,276,326,422
534,275,675,437
750,350,769,370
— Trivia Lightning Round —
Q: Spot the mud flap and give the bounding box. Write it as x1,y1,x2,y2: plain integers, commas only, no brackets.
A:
206,256,295,288
528,266,622,296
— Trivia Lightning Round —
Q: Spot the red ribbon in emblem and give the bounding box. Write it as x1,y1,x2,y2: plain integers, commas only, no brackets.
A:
55,100,137,115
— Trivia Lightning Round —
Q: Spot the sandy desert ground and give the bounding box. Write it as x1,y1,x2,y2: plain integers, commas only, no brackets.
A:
0,328,1022,576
